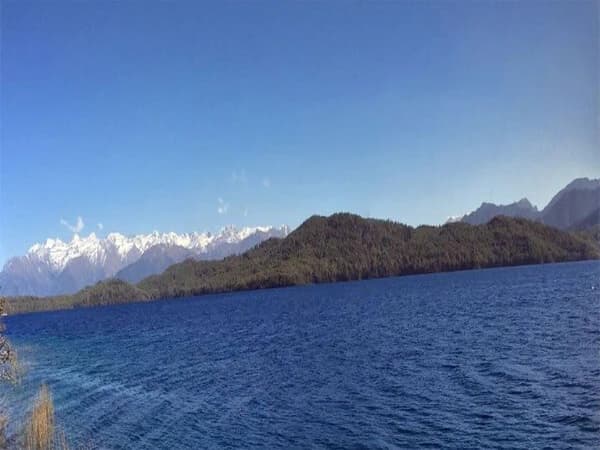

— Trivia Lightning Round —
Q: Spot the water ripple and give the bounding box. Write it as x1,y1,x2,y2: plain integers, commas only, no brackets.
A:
3,260,600,449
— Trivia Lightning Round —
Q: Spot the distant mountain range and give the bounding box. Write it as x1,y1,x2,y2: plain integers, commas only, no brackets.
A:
0,226,289,296
7,213,599,315
450,177,600,230
3,176,598,299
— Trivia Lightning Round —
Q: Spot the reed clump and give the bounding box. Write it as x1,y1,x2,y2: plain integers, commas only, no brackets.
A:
23,384,57,450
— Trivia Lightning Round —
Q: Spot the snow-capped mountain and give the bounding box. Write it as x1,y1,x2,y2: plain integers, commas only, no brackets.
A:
0,225,290,296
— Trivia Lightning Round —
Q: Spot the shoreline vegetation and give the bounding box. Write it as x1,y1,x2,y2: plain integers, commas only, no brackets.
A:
6,213,600,316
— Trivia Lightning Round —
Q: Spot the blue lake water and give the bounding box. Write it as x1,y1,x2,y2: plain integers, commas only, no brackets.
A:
4,261,600,449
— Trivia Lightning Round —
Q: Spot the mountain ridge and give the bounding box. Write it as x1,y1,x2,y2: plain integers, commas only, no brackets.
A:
460,198,539,225
7,213,599,315
450,177,600,229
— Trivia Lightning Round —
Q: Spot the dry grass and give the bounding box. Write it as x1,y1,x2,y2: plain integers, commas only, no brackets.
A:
23,384,57,450
54,428,70,450
21,385,80,450
0,413,7,449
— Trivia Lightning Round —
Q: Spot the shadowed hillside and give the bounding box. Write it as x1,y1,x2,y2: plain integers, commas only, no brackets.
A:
7,213,600,315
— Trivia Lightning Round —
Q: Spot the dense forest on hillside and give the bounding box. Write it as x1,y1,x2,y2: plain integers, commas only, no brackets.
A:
6,214,600,315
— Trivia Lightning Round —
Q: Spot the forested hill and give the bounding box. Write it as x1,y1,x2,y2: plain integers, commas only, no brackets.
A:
7,213,600,314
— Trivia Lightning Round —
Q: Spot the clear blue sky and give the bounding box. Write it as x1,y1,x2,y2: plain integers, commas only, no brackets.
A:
1,0,598,264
